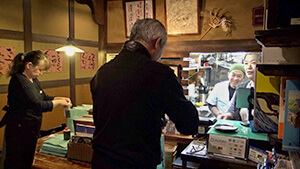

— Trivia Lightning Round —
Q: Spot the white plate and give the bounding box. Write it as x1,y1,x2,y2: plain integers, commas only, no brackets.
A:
214,124,238,132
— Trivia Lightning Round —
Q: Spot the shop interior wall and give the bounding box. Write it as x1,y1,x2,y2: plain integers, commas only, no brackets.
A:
0,0,97,149
0,0,264,149
107,0,264,48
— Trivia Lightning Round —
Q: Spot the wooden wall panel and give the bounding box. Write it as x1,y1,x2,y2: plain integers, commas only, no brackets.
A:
75,2,99,41
107,1,126,43
32,0,68,37
76,83,93,105
107,39,261,57
0,1,23,31
41,86,70,130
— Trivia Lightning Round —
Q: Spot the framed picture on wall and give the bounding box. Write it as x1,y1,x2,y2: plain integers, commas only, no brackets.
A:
124,0,155,37
165,0,199,35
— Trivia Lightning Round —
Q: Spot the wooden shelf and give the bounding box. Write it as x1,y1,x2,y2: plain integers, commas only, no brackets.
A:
257,64,300,77
255,28,300,47
256,27,300,168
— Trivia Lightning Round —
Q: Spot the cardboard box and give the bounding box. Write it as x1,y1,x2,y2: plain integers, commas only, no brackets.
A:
67,142,93,162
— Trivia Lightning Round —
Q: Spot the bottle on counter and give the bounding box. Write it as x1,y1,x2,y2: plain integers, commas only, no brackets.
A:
63,127,71,140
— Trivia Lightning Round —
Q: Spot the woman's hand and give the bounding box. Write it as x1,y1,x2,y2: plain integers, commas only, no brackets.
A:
52,97,72,108
217,113,233,120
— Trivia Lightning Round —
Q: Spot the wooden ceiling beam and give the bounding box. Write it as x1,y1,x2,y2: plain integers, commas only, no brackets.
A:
75,0,105,25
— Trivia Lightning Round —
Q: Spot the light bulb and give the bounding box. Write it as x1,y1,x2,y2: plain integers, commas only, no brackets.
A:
55,44,84,56
65,47,75,56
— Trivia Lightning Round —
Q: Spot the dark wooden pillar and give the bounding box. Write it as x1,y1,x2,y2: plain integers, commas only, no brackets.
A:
99,0,107,66
23,0,32,52
69,0,76,106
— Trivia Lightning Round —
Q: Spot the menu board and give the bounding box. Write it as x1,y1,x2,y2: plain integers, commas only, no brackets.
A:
125,0,154,37
80,52,97,71
0,46,15,75
41,49,63,72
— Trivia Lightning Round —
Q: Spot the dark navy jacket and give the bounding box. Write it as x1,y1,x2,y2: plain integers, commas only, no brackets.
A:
90,41,199,167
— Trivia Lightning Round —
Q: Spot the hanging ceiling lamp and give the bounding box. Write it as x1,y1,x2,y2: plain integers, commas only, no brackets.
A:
55,0,84,56
55,37,84,56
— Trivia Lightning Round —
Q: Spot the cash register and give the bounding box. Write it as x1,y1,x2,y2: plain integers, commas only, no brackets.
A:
196,105,217,137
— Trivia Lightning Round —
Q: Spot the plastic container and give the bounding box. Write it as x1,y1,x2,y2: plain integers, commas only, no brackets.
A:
64,102,72,118
64,108,70,118
63,127,71,140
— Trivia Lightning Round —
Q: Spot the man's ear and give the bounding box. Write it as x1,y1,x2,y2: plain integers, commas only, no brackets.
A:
154,38,161,49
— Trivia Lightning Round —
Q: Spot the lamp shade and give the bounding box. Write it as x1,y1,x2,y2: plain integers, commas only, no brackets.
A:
55,44,84,56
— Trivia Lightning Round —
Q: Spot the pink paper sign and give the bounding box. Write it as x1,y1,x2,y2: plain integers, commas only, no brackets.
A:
125,1,154,37
80,52,97,70
0,46,15,75
41,49,63,72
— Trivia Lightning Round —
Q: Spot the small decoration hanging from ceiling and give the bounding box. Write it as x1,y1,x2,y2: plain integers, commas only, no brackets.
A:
199,8,233,40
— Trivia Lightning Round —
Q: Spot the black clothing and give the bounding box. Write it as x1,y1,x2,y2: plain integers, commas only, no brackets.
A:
3,73,54,169
90,41,199,168
229,85,235,100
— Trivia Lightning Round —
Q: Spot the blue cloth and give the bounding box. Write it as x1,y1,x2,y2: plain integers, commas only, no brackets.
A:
39,134,69,157
156,135,165,169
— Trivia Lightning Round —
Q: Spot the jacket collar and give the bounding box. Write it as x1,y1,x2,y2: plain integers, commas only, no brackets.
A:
123,40,151,60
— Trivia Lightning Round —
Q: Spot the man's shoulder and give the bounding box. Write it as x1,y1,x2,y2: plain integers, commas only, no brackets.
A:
236,79,251,88
95,59,115,71
144,60,174,75
150,60,173,70
214,80,229,87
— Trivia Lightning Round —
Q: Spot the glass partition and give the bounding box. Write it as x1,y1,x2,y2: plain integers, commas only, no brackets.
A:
188,51,261,103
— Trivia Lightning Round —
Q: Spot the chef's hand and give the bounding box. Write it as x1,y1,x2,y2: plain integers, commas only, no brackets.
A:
217,113,233,120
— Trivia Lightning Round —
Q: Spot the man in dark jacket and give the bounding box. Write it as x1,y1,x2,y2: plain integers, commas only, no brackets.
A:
90,19,199,169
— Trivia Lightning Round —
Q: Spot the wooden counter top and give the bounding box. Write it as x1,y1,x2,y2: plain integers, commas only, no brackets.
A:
33,134,91,169
33,133,194,169
163,133,194,145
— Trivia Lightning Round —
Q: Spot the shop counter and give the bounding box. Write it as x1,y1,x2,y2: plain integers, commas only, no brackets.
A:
181,140,257,169
33,132,91,169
